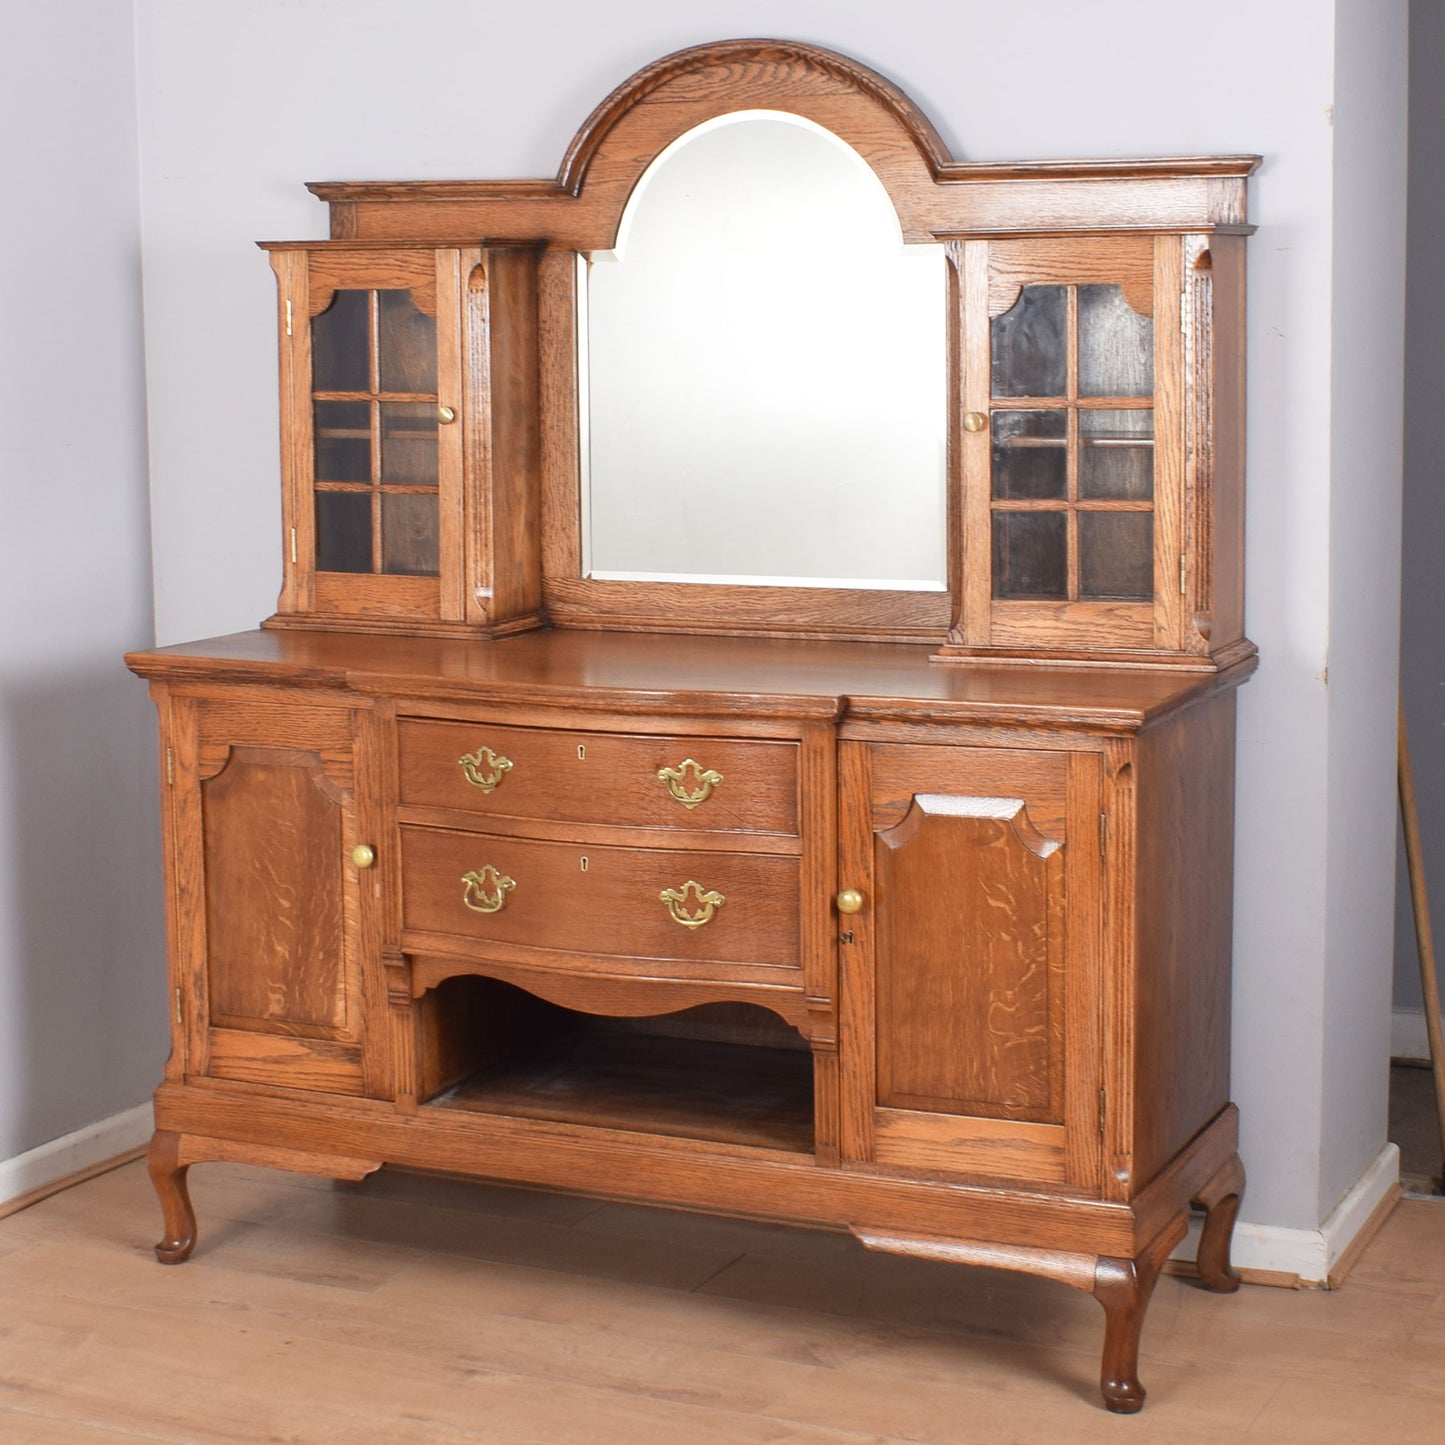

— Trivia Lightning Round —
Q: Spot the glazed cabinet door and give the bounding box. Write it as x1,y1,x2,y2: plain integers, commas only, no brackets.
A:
266,244,542,636
839,741,1104,1193
949,233,1202,661
162,688,387,1097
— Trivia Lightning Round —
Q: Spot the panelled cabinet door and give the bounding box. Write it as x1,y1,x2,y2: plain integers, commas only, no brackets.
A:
167,692,386,1097
839,741,1104,1193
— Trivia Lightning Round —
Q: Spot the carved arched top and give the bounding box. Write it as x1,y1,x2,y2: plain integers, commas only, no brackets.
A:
301,41,1257,245
559,39,951,196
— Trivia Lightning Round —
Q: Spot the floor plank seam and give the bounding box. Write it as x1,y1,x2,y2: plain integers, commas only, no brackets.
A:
688,1251,751,1293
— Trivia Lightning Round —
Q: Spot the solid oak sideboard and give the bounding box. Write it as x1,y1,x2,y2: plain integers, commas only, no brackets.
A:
128,39,1256,1413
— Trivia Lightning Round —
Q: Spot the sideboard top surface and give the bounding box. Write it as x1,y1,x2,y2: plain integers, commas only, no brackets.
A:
127,627,1252,732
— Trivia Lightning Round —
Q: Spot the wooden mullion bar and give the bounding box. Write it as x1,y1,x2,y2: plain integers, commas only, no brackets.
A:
1065,285,1080,600
369,291,383,574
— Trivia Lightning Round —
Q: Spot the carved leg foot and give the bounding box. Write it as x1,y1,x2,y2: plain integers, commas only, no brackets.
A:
1093,1222,1179,1413
1192,1152,1245,1293
146,1130,196,1264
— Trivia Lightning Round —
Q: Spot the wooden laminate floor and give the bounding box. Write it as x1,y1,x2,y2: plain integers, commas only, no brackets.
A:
0,1160,1442,1443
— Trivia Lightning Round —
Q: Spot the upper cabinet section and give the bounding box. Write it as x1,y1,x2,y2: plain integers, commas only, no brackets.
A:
265,244,543,637
262,39,1256,669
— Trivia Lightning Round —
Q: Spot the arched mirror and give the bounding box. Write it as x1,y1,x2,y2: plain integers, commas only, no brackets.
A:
580,110,948,591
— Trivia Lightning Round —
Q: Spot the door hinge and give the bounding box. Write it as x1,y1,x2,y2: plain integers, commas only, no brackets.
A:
290,527,298,564
1180,287,1188,336
1099,1087,1108,1135
174,987,183,1025
165,747,175,786
1180,552,1188,596
285,298,293,337
1099,811,1107,858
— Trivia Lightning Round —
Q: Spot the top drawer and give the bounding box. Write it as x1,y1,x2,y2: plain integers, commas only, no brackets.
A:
397,719,799,835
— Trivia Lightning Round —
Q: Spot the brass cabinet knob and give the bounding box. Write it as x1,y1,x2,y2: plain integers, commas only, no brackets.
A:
352,844,376,870
962,411,989,433
836,888,865,914
437,404,457,424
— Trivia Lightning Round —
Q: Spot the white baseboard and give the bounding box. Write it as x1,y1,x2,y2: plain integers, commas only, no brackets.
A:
1392,1007,1431,1063
0,1103,153,1211
1172,1142,1401,1286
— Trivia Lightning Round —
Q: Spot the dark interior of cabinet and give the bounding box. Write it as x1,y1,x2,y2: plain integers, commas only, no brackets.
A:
417,977,814,1154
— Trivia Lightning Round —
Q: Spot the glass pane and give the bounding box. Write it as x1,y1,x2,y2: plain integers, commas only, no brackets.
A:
992,410,1067,500
381,493,439,575
992,512,1067,599
311,289,370,392
377,290,437,393
380,402,438,486
315,491,372,573
1078,284,1153,397
313,401,371,482
1079,512,1153,600
991,284,1066,398
1080,409,1154,499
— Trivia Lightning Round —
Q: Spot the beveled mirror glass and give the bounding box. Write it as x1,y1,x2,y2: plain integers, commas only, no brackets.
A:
580,111,948,591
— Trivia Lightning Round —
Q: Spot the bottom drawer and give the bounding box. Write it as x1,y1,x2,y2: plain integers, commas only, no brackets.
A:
400,826,801,969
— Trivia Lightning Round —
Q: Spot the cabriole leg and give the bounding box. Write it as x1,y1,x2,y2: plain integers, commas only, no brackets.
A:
1192,1151,1246,1292
146,1129,196,1265
1092,1221,1179,1413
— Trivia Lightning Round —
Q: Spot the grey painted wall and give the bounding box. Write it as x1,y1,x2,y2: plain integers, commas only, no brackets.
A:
0,2,169,1159
1394,2,1445,1023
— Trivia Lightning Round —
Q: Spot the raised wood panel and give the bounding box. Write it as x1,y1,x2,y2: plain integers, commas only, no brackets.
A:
868,744,1067,838
397,718,799,835
192,696,354,778
204,1027,363,1096
311,572,442,621
872,1109,1067,1183
299,249,438,315
201,748,352,1039
399,825,801,971
986,236,1155,318
874,794,1065,1122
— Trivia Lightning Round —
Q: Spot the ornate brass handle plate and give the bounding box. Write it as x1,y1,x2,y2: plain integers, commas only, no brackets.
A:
458,745,513,793
659,879,726,929
657,758,723,809
461,864,516,914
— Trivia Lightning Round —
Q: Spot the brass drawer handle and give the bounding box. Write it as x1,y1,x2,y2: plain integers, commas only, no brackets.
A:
659,879,725,929
458,745,513,793
461,865,516,914
657,758,723,809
